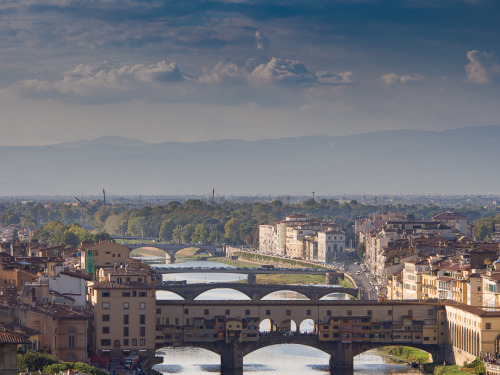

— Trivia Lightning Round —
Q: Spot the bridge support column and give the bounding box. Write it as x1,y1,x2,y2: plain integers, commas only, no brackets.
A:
247,273,256,285
221,343,244,373
329,343,354,370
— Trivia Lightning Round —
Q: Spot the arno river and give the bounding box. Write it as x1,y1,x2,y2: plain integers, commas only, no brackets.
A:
151,260,422,375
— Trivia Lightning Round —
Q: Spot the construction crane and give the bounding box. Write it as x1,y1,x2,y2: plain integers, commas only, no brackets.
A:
75,197,95,215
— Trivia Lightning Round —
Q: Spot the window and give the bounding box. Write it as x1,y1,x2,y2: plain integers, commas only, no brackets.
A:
102,291,110,297
140,315,146,324
139,291,147,297
327,310,331,316
132,339,137,346
123,302,129,309
133,291,137,297
156,308,161,314
122,291,131,297
408,310,413,317
286,309,291,316
102,314,110,322
486,323,492,329
225,309,230,315
123,339,129,346
266,310,271,316
140,339,145,346
204,309,209,315
140,302,145,310
140,327,146,336
126,277,131,282
367,310,372,316
68,329,76,348
307,309,311,316
347,310,352,316
101,339,111,346
102,302,110,310
388,310,393,315
184,309,189,314
245,309,251,316
102,327,110,334
124,315,129,325
117,277,122,284
124,327,129,337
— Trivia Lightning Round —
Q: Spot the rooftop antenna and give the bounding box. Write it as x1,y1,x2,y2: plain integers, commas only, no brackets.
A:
103,188,107,206
212,188,215,203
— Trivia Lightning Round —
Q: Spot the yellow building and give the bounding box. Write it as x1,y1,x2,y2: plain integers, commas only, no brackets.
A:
89,280,156,356
80,241,130,276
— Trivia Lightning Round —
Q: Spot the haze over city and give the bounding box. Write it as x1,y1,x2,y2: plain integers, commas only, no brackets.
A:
0,0,499,147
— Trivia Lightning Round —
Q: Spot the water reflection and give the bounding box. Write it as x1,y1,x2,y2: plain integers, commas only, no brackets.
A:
153,347,422,375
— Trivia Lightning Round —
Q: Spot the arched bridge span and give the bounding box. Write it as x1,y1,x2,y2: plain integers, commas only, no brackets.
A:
157,282,359,300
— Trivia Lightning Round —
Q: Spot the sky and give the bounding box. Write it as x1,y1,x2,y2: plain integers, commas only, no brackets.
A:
0,0,499,146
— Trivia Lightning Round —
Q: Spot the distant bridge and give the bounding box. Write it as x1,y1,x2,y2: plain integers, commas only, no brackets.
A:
156,282,358,300
126,242,224,261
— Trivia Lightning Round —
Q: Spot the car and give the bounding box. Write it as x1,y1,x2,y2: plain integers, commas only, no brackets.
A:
356,271,361,275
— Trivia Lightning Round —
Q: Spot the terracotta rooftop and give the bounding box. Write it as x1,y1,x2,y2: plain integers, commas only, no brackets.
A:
0,331,31,344
91,280,154,289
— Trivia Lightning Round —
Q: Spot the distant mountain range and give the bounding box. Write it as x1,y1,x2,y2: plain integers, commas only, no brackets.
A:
1,126,499,196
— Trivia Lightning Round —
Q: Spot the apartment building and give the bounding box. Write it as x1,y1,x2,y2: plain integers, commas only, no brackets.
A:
259,215,345,261
80,241,130,276
317,229,345,263
89,280,156,356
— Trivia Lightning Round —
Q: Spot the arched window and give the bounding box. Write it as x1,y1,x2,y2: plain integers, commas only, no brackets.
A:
68,328,76,348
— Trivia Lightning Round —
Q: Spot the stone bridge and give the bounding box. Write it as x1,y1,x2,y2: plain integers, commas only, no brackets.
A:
157,282,359,300
127,243,224,261
155,299,450,373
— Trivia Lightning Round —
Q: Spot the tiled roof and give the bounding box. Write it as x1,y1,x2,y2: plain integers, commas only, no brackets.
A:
30,304,91,319
91,281,154,289
0,331,31,344
60,269,93,280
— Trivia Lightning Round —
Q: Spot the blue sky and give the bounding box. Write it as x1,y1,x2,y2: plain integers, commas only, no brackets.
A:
0,0,499,145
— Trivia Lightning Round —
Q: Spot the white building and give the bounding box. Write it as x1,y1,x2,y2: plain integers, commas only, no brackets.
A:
317,229,345,263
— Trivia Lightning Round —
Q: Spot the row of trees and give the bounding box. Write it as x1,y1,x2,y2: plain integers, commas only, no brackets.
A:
17,351,109,375
32,221,112,247
2,198,498,247
474,214,500,241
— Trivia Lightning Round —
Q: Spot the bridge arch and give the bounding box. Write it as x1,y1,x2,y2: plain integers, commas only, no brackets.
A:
261,290,310,301
195,288,251,301
299,318,316,334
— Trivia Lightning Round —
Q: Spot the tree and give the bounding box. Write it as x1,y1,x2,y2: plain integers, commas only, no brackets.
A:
17,351,58,373
181,223,195,243
43,362,109,375
159,219,176,242
191,223,208,243
21,216,37,230
172,224,183,244
224,218,240,244
11,229,19,243
356,242,366,259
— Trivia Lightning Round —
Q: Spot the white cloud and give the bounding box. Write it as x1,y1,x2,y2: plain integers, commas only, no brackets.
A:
316,70,354,84
250,57,314,83
380,72,425,85
5,61,184,101
255,30,269,51
199,59,245,83
465,50,500,84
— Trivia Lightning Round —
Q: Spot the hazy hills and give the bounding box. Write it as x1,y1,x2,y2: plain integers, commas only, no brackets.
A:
1,126,499,196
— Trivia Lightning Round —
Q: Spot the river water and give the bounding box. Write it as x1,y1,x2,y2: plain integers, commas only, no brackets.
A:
150,259,422,375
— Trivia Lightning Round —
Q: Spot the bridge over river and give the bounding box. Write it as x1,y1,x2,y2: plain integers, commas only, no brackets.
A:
155,299,453,373
157,282,359,300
